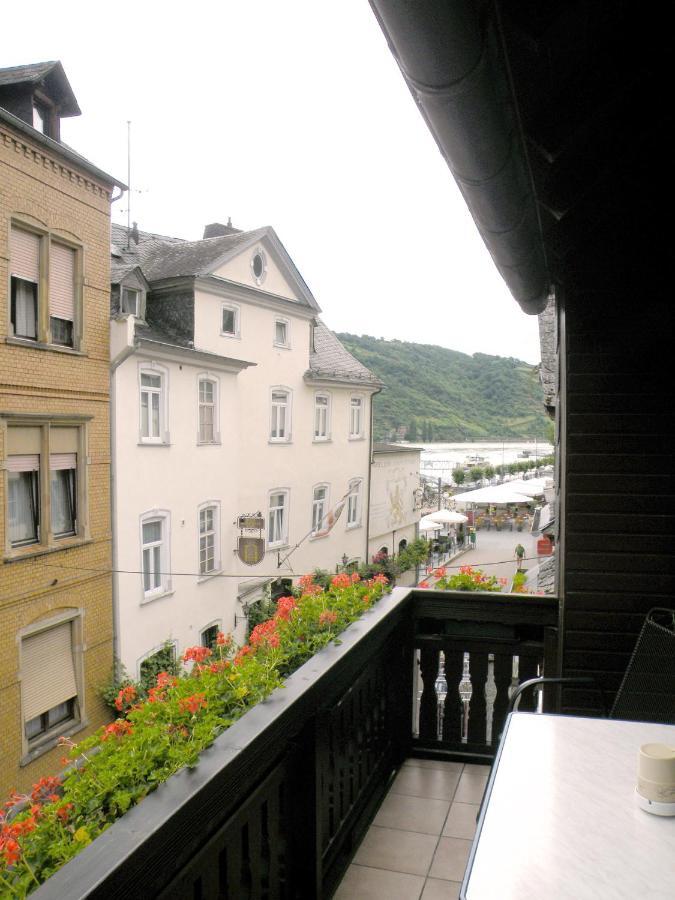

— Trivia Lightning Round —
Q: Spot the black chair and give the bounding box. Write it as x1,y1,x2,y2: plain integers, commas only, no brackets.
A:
508,607,675,723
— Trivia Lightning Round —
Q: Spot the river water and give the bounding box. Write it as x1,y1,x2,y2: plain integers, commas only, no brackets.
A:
414,440,554,484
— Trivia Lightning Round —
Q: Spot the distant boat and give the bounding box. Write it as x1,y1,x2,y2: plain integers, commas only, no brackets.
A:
464,454,488,465
517,450,532,459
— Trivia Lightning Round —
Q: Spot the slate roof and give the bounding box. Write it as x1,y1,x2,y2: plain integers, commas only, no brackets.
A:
0,61,80,116
110,225,379,387
307,321,382,386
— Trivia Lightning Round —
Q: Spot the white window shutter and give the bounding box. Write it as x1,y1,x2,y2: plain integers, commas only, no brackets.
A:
22,623,78,721
10,228,40,282
49,244,76,321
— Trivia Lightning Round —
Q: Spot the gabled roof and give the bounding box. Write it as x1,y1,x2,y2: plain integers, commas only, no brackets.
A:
0,61,80,116
110,223,319,310
307,321,382,387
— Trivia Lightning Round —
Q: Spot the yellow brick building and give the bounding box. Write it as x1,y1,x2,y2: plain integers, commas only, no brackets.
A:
0,62,124,797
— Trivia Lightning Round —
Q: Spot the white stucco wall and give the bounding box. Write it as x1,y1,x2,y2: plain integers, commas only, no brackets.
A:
213,243,301,301
368,448,422,566
112,349,242,676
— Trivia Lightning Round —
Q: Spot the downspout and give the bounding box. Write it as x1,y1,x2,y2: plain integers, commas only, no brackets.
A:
109,341,138,675
368,0,549,314
365,385,382,566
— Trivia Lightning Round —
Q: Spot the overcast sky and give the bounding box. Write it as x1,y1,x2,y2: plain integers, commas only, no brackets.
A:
6,0,541,364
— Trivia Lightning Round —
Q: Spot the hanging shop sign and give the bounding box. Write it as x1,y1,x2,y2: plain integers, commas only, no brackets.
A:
237,512,265,566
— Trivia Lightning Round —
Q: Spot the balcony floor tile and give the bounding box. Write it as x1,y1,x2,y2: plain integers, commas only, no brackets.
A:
353,825,438,876
333,864,426,900
453,770,489,804
390,764,463,801
373,792,450,835
428,837,473,882
421,878,461,899
442,802,479,840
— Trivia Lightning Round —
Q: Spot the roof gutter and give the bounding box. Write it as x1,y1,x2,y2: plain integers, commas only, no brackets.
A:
368,0,549,315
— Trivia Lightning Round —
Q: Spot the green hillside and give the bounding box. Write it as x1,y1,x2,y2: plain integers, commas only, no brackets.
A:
337,334,549,442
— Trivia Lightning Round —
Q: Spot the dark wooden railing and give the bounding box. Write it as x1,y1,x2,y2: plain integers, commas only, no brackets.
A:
35,588,557,900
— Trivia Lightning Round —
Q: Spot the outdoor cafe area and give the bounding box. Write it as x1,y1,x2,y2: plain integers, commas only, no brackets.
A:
449,479,552,534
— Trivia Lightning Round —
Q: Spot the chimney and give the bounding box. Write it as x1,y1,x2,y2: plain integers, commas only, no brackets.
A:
131,221,140,244
203,218,242,239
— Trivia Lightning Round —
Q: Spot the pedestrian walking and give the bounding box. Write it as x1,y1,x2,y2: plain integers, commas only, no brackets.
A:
514,542,525,570
469,527,476,549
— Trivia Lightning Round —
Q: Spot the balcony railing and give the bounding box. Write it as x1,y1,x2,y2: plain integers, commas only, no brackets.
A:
35,587,558,900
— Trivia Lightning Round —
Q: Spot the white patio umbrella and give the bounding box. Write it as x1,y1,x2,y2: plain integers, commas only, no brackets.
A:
419,516,442,532
451,485,533,505
428,508,468,524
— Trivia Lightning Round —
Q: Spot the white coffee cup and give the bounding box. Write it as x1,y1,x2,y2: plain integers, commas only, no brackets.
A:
637,743,675,804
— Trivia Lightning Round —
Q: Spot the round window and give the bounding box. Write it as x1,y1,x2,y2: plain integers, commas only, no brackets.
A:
251,250,267,285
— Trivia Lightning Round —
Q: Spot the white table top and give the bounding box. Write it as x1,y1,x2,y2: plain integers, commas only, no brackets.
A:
462,713,675,900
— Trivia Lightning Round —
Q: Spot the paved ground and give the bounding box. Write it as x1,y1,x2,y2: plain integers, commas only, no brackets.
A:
426,527,539,590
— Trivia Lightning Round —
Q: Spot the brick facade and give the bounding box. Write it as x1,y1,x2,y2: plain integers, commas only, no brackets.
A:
0,116,116,797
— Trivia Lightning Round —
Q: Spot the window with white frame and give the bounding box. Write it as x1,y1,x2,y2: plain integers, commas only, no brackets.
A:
274,318,290,348
199,503,219,575
221,303,240,337
121,287,140,317
270,389,291,442
268,490,288,546
140,368,165,442
9,225,81,349
141,513,169,598
5,423,84,553
311,484,329,535
314,393,331,441
350,396,364,438
198,377,218,444
21,615,80,749
347,479,362,528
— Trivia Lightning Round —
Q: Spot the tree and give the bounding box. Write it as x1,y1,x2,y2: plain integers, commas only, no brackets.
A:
452,467,466,485
408,419,418,441
484,464,495,480
469,466,484,483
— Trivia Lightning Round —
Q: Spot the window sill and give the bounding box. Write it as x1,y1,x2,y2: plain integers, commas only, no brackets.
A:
268,439,293,445
309,532,329,541
346,523,363,531
141,588,175,605
197,569,222,584
220,332,241,340
5,336,85,356
20,718,88,767
197,440,222,447
137,441,171,447
4,537,92,564
348,435,366,441
267,543,289,553
273,343,291,350
313,437,332,444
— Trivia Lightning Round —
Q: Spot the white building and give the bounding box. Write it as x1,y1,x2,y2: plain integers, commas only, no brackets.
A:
109,222,381,678
368,443,423,587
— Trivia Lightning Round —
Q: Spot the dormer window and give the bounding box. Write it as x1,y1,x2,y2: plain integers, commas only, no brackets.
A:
33,103,47,134
121,287,140,317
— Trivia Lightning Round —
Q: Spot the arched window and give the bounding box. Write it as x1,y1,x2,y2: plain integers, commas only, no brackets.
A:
399,538,408,553
311,483,330,535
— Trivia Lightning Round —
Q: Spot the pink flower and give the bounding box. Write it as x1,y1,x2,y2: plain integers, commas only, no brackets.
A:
418,580,431,589
318,610,338,626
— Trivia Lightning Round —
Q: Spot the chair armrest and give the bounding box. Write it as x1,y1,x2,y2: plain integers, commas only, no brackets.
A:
508,676,597,714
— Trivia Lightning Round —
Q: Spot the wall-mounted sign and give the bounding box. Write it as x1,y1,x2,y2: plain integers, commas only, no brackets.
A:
238,514,265,531
238,536,265,566
236,512,265,565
